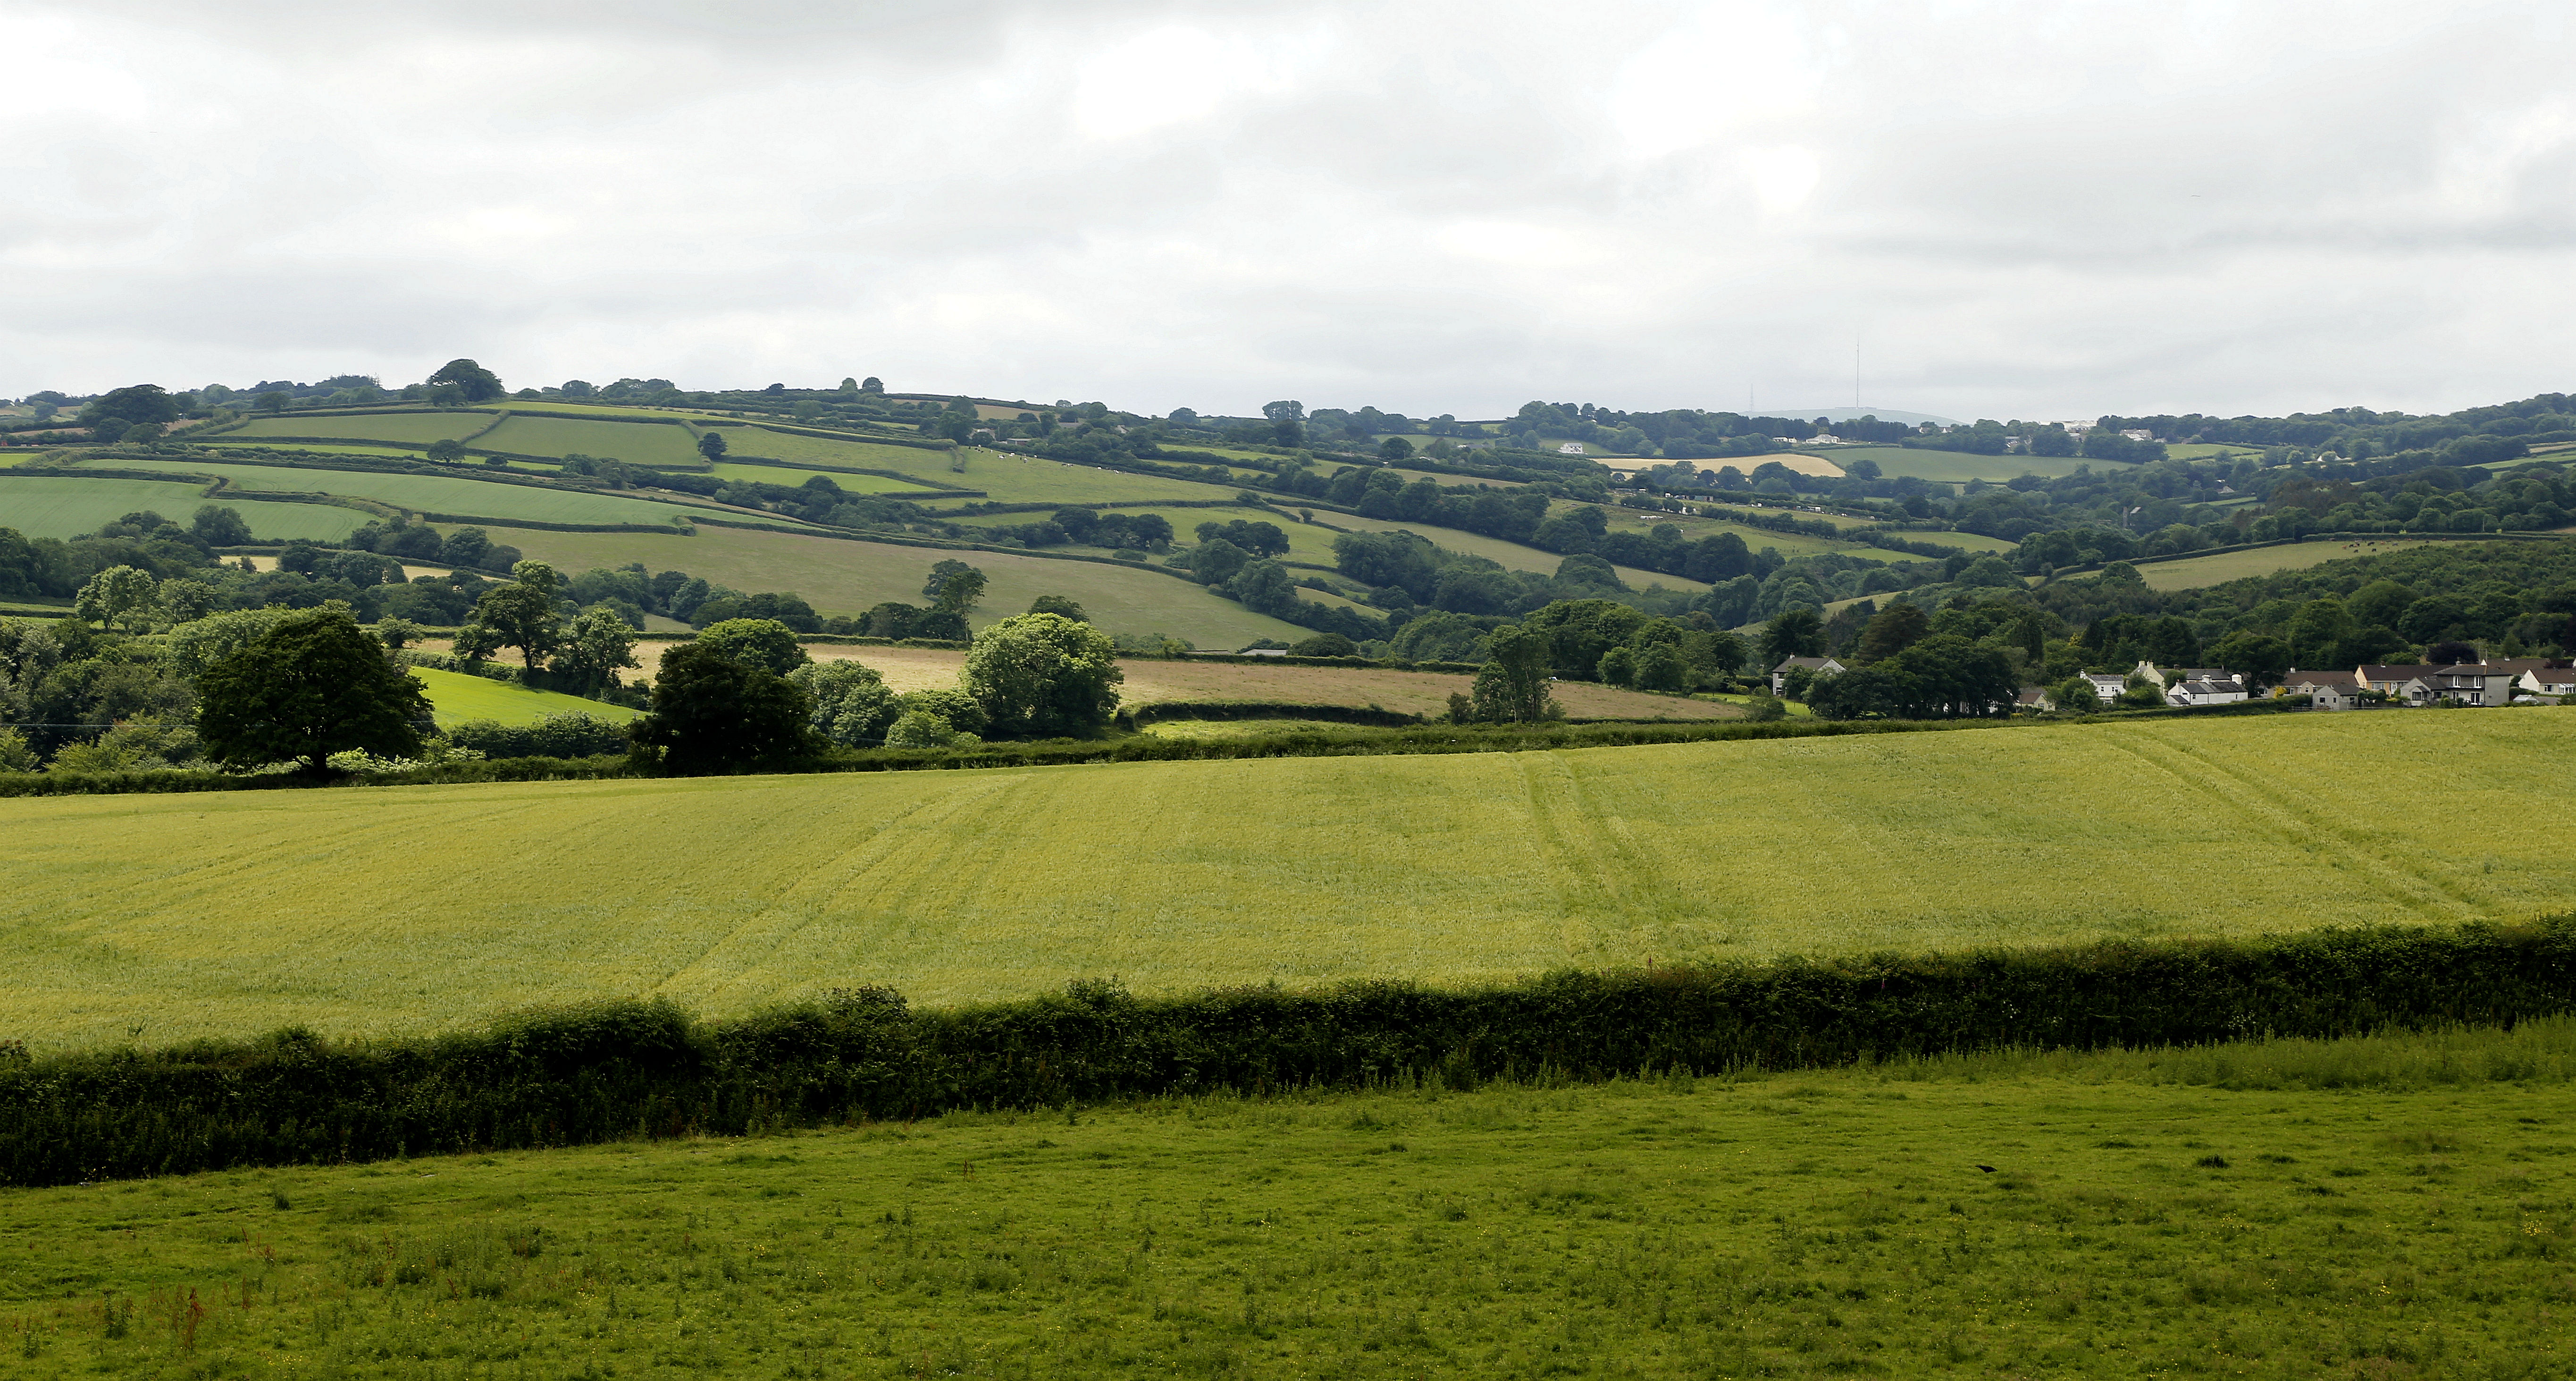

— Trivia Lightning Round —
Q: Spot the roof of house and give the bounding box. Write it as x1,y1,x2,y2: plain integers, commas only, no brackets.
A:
1770,656,1843,673
2014,687,2048,705
2284,669,2360,689
2358,664,2446,682
2483,658,2576,675
2180,679,2242,694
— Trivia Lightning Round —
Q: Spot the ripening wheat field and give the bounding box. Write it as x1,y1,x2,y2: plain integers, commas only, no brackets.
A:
2,710,2572,1049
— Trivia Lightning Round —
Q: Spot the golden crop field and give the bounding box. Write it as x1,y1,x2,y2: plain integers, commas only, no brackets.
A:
3,710,2570,1051
743,644,1739,721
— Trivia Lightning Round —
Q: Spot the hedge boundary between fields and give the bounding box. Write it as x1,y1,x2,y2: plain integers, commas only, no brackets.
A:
1118,700,1428,729
4,917,2573,1187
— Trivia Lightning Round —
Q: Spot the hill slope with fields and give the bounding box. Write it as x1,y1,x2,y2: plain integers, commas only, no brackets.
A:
5,709,2568,1051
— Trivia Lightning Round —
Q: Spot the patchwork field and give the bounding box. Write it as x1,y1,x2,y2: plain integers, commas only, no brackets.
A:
6,1021,2568,1377
62,457,704,529
410,668,642,728
475,415,705,466
499,525,1311,644
677,644,1737,721
218,412,489,445
703,462,949,494
2135,539,2453,591
10,1025,2566,1381
0,475,365,541
3,710,2570,1050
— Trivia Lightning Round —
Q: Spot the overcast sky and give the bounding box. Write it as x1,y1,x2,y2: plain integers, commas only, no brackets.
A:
4,1,2571,422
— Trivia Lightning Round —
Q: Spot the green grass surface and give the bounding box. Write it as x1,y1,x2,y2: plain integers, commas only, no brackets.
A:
0,476,364,542
702,462,949,494
65,457,699,529
219,412,489,445
932,450,1259,506
475,415,705,467
2165,442,2266,460
5,710,2572,1051
1807,446,2103,484
2133,539,2458,591
409,668,642,728
8,1022,2573,1378
495,525,1311,645
713,428,978,474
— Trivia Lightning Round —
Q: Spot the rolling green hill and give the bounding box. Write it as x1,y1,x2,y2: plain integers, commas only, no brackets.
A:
218,411,488,445
1800,444,2103,484
495,523,1312,644
475,414,705,466
4,709,2567,1050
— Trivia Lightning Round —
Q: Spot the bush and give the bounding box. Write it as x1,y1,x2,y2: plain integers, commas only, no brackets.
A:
8,918,2576,1187
444,714,631,760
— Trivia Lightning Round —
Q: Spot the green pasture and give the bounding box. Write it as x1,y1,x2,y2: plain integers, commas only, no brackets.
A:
475,415,704,467
2166,442,2265,461
218,412,489,446
200,440,447,462
497,400,696,424
408,668,642,728
1685,499,1875,531
932,449,1259,506
495,525,1310,645
9,1022,2572,1378
66,457,698,529
2133,539,2455,591
1806,445,2100,484
714,428,976,474
703,462,949,494
0,476,363,542
5,710,2573,1050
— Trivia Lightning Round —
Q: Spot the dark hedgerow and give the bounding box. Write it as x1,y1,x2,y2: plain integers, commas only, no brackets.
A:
5,918,2575,1188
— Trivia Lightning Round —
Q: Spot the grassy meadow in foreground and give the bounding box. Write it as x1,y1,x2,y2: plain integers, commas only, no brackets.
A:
8,1021,2576,1379
3,710,2571,1050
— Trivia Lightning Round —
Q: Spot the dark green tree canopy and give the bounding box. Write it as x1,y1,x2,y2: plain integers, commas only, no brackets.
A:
1027,595,1089,622
629,643,818,775
695,618,810,676
79,385,182,428
427,358,504,403
196,606,431,773
962,612,1123,738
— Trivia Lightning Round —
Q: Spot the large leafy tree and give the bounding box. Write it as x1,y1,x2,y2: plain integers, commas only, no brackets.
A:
695,618,809,676
629,643,817,775
73,565,158,632
962,612,1124,738
1468,623,1556,723
197,607,431,773
77,385,181,429
427,358,504,403
1761,607,1826,665
552,608,641,696
466,561,564,668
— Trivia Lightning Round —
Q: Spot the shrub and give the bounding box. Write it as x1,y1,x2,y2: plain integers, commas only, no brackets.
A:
444,714,631,760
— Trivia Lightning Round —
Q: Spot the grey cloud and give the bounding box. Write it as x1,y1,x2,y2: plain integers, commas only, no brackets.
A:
3,0,2574,421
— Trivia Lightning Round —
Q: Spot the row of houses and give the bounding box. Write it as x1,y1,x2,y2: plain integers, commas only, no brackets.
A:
1771,654,2575,710
2282,658,2576,710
